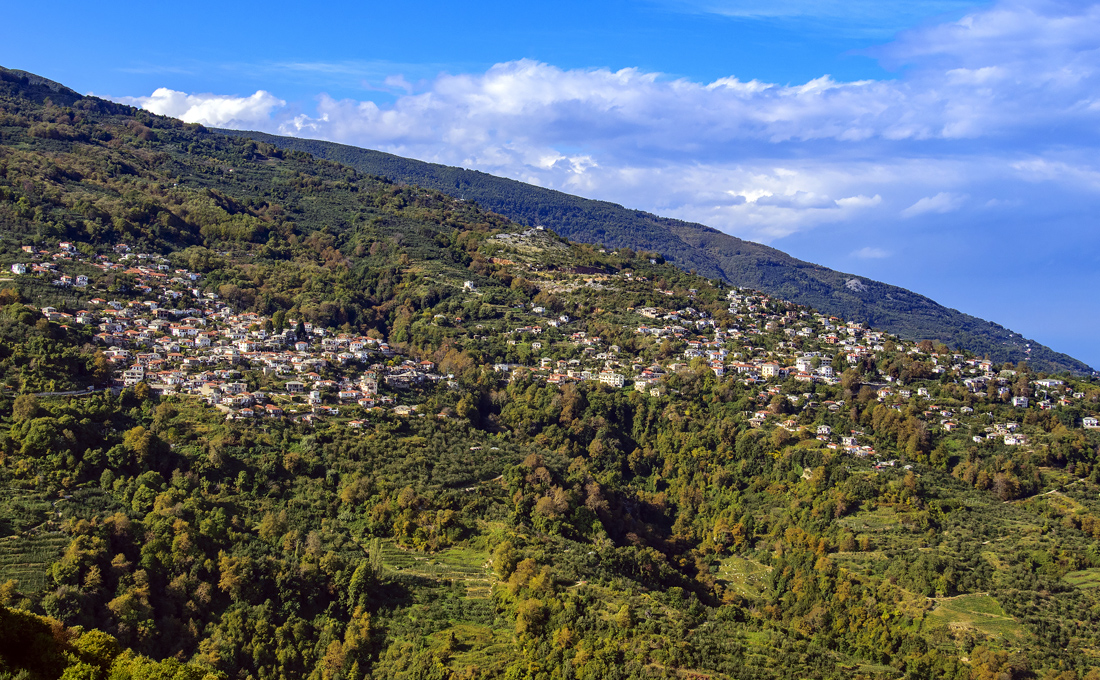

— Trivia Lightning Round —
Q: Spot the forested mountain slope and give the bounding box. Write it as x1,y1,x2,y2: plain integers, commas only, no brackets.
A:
219,130,1093,375
2,66,1100,680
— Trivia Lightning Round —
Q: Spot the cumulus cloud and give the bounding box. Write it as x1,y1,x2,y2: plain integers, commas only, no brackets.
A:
112,0,1100,243
754,191,838,209
114,88,285,127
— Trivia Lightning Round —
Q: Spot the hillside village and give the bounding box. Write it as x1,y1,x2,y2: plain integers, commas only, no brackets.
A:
5,76,1100,679
10,236,1100,470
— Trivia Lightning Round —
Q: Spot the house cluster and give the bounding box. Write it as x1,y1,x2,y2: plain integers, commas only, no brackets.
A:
489,285,1099,457
10,242,204,295
11,242,89,287
43,291,442,420
17,235,1100,454
630,291,884,385
7,241,459,422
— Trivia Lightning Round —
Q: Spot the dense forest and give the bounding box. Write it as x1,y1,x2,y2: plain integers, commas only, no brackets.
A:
1,66,1100,680
215,130,1092,375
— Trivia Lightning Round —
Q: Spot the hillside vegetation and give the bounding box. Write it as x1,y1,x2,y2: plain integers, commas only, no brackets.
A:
1,66,1100,680
218,130,1092,375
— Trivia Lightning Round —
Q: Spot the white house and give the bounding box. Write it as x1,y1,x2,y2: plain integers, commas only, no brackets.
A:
598,371,625,388
1034,379,1065,389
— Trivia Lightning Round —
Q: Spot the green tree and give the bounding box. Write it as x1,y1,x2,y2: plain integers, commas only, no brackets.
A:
12,394,40,421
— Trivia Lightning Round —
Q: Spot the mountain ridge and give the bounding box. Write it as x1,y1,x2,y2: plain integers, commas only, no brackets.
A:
4,65,1100,680
216,129,1093,375
0,61,1087,373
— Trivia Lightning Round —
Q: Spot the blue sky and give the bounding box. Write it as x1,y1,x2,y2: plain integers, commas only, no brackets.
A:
4,1,985,99
5,0,1100,369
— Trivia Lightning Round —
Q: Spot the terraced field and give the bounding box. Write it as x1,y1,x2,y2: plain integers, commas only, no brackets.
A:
716,555,771,599
438,621,515,674
0,533,68,593
924,594,1028,642
836,506,903,533
379,542,494,598
1065,568,1100,590
0,491,66,594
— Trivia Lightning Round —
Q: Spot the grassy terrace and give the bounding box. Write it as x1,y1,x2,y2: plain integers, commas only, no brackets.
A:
380,541,493,598
715,555,771,599
0,533,69,594
1066,568,1100,590
924,594,1028,643
0,491,67,594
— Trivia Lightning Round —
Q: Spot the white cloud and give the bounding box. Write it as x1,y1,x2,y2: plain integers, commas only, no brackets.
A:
901,192,968,217
836,194,883,208
1010,158,1100,189
662,0,988,38
383,75,415,94
879,0,1100,69
112,0,1100,244
114,88,285,127
754,191,838,209
852,246,892,258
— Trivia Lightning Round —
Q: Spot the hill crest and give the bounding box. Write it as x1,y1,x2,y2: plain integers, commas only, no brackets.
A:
215,129,1093,374
0,63,1089,373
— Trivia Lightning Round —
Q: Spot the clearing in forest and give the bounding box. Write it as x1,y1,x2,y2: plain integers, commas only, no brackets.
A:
924,594,1027,642
379,541,494,598
715,555,771,598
